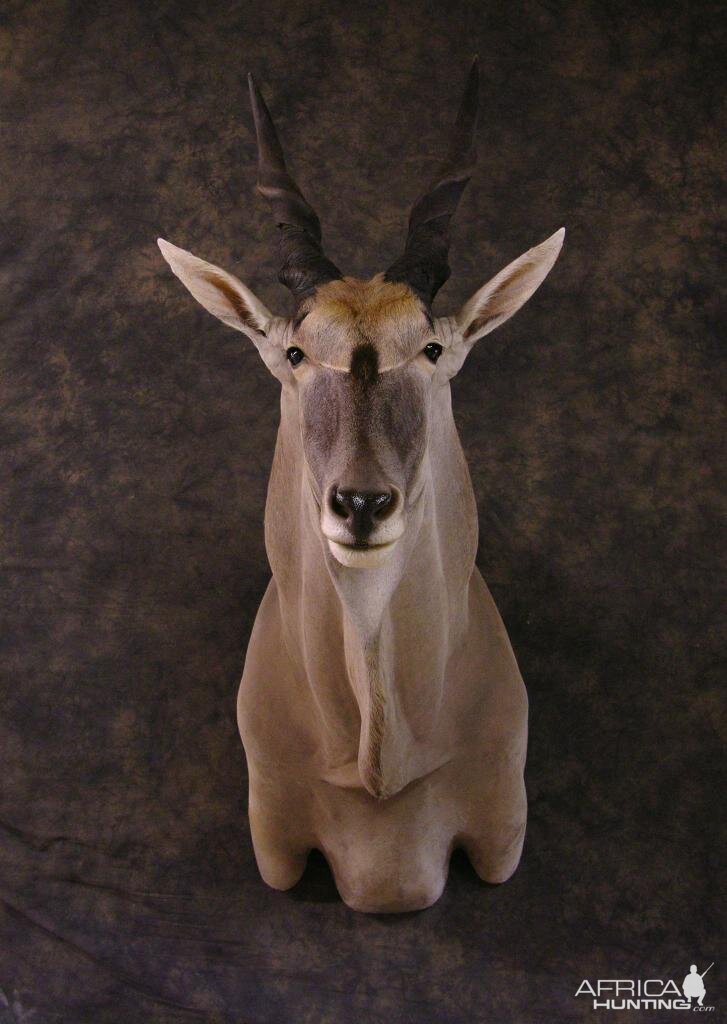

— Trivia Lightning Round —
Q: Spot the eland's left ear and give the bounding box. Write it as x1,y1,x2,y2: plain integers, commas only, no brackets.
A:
157,238,274,342
456,228,565,345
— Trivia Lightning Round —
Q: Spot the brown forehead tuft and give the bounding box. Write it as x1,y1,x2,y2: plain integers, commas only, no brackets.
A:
312,275,422,327
300,274,430,370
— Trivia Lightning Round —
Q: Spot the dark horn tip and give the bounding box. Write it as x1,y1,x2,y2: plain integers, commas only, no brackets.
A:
465,57,479,98
247,72,261,107
458,56,480,135
465,57,479,95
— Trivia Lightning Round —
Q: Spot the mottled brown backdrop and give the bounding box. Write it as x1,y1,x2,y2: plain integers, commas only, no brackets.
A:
0,1,724,1021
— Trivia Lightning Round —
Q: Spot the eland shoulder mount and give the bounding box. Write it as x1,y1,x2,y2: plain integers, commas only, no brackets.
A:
158,59,564,913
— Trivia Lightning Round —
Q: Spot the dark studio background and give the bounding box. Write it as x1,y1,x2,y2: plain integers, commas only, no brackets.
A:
0,0,724,1021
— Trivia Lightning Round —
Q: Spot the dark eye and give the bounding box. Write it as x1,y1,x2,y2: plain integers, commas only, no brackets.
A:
423,342,443,364
286,346,305,367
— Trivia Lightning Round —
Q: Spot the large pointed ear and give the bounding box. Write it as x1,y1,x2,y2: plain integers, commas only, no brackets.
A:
157,238,274,342
456,228,565,345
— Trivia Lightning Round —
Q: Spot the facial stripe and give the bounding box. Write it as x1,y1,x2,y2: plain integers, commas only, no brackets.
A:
350,343,379,386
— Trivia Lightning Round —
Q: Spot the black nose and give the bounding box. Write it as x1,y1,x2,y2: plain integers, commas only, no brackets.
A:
330,489,395,542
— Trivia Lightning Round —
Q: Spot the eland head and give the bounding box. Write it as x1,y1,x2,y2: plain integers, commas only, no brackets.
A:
159,60,564,571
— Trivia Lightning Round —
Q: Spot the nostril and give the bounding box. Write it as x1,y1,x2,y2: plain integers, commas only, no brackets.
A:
330,489,351,519
371,491,394,520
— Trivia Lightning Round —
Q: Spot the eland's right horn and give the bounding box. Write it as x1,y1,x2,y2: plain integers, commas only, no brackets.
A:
248,73,342,305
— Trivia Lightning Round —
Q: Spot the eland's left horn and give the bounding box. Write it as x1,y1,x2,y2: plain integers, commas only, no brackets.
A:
384,57,479,307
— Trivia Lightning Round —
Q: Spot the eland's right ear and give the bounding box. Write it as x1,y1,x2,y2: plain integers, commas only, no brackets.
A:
157,238,274,343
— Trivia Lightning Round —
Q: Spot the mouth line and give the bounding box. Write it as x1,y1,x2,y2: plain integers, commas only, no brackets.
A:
325,537,397,551
325,536,400,568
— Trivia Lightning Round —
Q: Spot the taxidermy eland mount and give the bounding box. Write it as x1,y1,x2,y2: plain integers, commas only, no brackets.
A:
158,59,564,912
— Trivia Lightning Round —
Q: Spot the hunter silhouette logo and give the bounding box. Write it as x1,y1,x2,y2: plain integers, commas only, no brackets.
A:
683,964,713,1007
575,961,716,1012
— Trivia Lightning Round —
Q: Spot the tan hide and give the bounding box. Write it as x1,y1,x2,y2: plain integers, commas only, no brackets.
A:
238,354,528,914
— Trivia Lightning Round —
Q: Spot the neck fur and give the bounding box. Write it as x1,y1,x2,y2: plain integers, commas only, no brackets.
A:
264,383,478,798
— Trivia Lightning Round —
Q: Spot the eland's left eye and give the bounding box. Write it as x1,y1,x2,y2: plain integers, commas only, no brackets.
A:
286,346,306,367
423,342,443,364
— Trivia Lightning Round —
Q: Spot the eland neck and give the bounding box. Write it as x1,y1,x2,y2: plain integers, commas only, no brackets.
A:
264,382,479,799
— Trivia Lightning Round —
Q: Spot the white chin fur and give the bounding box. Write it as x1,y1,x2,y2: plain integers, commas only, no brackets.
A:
327,539,398,568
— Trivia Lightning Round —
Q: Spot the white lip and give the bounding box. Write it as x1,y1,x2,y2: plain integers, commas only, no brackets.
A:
327,538,398,569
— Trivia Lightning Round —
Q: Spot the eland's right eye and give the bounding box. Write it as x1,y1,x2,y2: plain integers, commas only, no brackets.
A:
286,347,306,367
